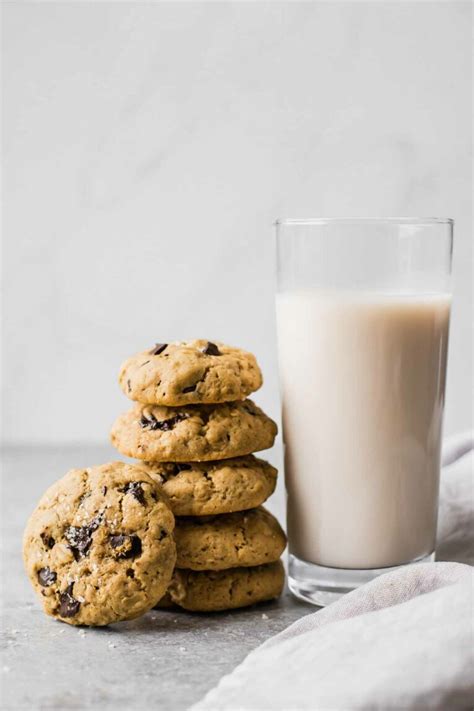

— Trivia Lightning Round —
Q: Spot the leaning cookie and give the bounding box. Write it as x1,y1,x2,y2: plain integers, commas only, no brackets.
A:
162,561,285,612
110,400,277,462
119,340,263,406
142,456,277,516
174,507,287,570
23,462,176,627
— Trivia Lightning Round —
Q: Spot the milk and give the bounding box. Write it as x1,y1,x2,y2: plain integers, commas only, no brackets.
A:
276,290,451,570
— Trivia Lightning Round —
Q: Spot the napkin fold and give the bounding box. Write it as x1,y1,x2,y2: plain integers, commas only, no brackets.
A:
193,435,474,710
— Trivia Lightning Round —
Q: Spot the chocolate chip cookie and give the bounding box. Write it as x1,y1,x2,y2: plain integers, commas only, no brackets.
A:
164,561,285,612
174,507,287,570
23,462,176,626
119,340,262,406
142,455,277,516
110,400,277,462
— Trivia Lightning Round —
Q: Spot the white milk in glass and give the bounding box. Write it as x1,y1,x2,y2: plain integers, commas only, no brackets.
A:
276,290,451,570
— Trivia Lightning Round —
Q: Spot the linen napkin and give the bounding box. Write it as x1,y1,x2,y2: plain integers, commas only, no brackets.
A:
193,434,474,710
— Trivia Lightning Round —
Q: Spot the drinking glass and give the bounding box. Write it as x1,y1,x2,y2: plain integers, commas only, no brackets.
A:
275,218,453,606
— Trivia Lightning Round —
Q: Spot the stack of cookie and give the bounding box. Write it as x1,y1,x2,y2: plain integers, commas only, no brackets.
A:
110,340,286,612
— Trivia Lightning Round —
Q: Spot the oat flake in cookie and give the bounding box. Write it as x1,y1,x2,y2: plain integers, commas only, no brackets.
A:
22,462,176,626
110,400,278,462
118,339,263,406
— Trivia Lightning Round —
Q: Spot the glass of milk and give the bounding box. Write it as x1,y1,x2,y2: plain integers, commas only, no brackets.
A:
275,218,453,606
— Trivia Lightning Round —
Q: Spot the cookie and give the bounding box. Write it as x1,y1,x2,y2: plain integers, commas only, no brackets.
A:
110,400,277,462
142,455,277,516
174,507,286,570
118,340,262,406
23,462,176,627
164,561,285,612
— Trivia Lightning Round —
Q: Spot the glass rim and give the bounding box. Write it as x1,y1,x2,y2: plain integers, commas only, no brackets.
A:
275,217,454,227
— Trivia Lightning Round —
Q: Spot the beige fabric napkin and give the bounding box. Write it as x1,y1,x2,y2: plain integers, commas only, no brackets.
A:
193,435,474,710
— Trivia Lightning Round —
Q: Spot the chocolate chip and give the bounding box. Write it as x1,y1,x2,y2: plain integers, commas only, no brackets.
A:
122,481,146,505
199,409,211,425
110,534,142,559
140,413,187,432
160,414,188,430
87,513,103,529
182,384,197,393
41,533,55,549
165,463,193,479
37,567,57,587
101,486,107,496
65,514,103,559
140,415,154,429
150,343,168,356
65,526,92,559
172,463,192,474
126,568,135,578
201,469,213,483
110,534,125,548
201,341,221,356
58,583,80,618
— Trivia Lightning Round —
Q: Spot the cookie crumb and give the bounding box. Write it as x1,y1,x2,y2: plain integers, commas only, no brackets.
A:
261,613,269,620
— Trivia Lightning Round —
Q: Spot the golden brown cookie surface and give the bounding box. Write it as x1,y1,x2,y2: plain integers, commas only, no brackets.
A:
142,455,277,516
165,561,285,611
110,400,277,462
174,507,287,570
23,462,176,626
119,340,262,406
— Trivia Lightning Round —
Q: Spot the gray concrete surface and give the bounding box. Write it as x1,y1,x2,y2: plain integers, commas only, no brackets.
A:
1,446,313,710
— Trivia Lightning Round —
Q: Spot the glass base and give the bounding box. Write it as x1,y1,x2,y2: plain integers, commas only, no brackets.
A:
288,552,435,607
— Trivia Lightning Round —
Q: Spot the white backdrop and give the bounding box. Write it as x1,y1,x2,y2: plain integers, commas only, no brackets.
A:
2,1,472,446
